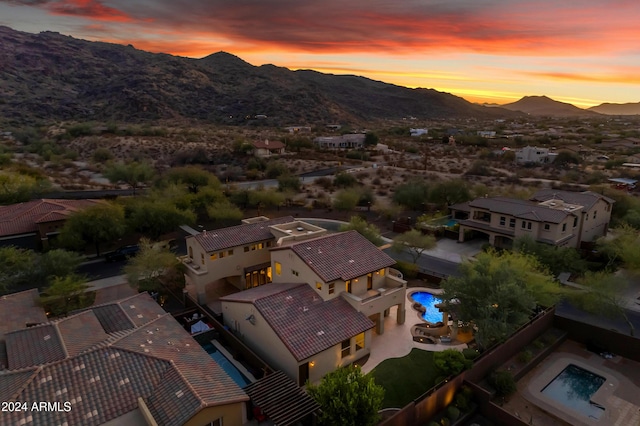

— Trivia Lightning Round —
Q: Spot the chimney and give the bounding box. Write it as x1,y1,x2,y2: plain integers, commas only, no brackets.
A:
203,230,207,236
264,139,269,146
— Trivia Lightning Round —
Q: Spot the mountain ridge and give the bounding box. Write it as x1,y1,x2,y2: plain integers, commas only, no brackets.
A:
0,25,516,125
500,95,600,117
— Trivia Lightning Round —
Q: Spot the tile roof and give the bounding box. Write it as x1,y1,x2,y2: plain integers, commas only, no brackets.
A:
0,289,48,342
55,311,110,357
0,199,104,237
468,197,571,224
0,293,248,426
2,348,171,426
193,215,295,252
113,315,249,420
227,283,374,361
275,230,396,282
5,324,67,369
530,189,615,210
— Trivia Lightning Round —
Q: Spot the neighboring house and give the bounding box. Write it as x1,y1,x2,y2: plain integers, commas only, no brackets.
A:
0,199,104,250
251,139,285,157
515,146,556,164
182,216,326,303
477,131,496,138
269,230,407,334
0,292,249,426
283,126,311,134
450,190,614,249
313,134,365,149
410,128,428,137
221,282,374,386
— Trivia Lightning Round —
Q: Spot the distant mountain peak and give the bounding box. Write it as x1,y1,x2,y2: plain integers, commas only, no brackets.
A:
501,95,598,117
589,101,640,116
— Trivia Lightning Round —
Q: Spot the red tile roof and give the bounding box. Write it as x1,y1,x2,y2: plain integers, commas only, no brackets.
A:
193,215,295,252
0,289,48,342
274,231,396,282
223,283,374,361
0,199,104,237
0,293,248,426
252,139,285,149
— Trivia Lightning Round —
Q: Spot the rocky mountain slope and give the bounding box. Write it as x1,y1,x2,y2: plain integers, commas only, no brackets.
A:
0,26,514,126
589,102,640,115
501,96,599,117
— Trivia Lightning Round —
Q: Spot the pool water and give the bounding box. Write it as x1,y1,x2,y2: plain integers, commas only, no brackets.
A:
445,219,458,227
202,343,252,388
541,364,605,419
409,292,444,323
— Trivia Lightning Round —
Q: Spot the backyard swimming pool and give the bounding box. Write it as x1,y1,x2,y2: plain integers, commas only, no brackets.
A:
541,364,605,419
409,292,444,323
202,342,253,388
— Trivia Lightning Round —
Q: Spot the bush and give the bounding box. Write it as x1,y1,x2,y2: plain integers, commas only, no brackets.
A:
334,172,357,188
395,260,418,279
92,147,113,163
454,390,470,412
434,349,472,377
532,338,546,349
517,350,533,363
447,406,461,421
462,348,480,360
488,371,517,398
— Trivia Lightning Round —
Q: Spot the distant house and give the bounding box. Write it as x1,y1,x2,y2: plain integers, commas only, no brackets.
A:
0,199,104,250
313,134,365,149
284,126,311,134
0,292,249,426
515,146,556,164
410,128,428,137
251,139,285,157
221,282,374,386
477,131,496,138
450,190,614,249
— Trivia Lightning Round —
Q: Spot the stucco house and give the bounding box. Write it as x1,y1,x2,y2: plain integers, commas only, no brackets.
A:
220,282,374,386
450,190,614,249
251,139,285,157
313,134,365,149
269,230,407,334
0,199,104,250
0,292,249,426
515,146,557,164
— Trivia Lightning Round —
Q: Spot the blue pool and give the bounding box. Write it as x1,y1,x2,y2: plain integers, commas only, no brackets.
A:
541,364,605,419
409,292,444,323
202,343,252,388
445,219,458,227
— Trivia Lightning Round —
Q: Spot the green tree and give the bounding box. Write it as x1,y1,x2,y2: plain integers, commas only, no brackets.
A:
364,132,379,147
307,366,384,426
441,250,563,349
104,161,155,195
429,180,472,206
596,224,640,270
514,235,587,276
277,174,301,192
0,171,50,205
392,179,431,210
571,271,635,336
166,166,219,194
40,274,90,317
247,188,286,211
58,203,126,256
553,150,581,167
125,199,195,240
0,247,40,294
125,238,185,293
265,162,289,179
40,249,83,280
206,200,244,222
334,172,357,188
434,349,472,377
392,229,436,264
333,188,360,211
339,216,383,246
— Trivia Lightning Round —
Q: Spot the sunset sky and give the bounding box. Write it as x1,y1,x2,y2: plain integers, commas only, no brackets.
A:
1,0,639,108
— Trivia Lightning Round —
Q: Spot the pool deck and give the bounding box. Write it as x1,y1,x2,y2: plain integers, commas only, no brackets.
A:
361,287,467,374
505,340,640,426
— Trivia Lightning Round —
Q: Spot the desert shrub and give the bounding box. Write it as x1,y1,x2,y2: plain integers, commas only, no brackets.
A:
315,176,333,190
532,338,546,349
517,350,533,363
466,160,491,176
447,406,460,421
67,123,94,137
265,162,289,178
345,150,370,161
488,371,516,398
372,177,381,185
334,172,357,188
92,147,114,163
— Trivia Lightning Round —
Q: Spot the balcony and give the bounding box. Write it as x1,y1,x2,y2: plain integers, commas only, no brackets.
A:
179,255,207,276
341,275,407,317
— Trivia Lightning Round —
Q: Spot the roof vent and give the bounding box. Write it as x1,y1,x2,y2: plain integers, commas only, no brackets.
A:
297,227,304,231
89,375,101,383
109,352,121,359
44,335,51,341
176,390,184,398
118,378,130,386
137,314,143,318
129,305,136,309
285,295,293,301
303,306,309,312
349,259,355,263
307,247,311,250
316,330,325,336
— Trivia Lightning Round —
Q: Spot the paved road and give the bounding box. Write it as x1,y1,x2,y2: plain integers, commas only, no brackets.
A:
383,248,461,279
556,300,640,336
